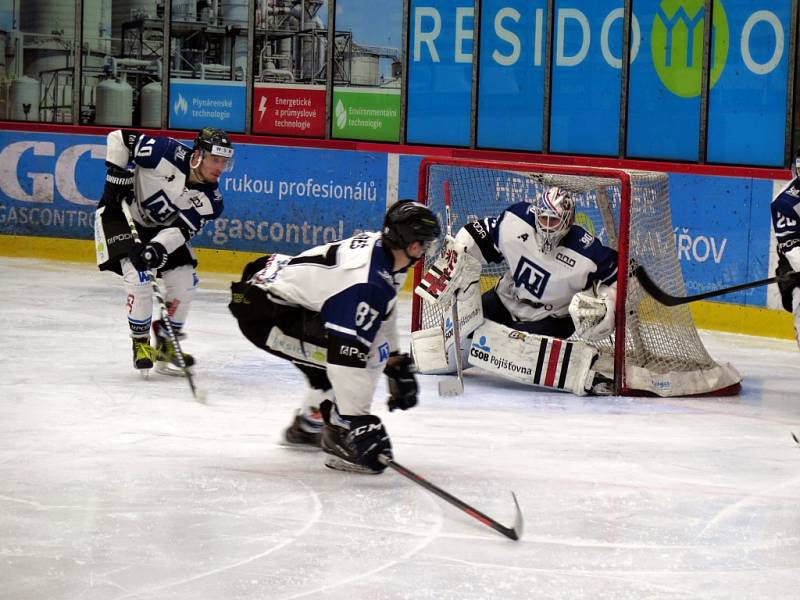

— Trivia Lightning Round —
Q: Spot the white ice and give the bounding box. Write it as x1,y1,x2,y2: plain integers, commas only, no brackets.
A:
1,257,799,600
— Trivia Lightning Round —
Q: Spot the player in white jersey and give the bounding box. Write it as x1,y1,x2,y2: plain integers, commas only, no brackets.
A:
770,149,800,349
229,201,441,474
415,187,619,395
94,127,234,373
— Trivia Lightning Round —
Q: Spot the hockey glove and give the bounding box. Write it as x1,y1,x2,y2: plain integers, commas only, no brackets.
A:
128,241,168,272
384,352,418,411
100,165,134,207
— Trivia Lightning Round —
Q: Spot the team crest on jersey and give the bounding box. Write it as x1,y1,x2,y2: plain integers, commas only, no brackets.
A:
141,190,178,222
513,257,550,298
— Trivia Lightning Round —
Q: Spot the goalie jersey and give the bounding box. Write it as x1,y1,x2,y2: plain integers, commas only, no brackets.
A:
458,202,618,322
106,129,224,254
249,232,405,411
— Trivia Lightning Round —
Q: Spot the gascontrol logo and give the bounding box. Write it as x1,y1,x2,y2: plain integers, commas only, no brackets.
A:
652,0,729,98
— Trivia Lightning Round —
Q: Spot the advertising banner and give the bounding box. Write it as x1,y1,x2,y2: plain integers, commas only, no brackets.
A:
0,132,105,239
207,145,387,255
549,0,623,156
477,0,546,151
407,0,474,146
169,80,246,133
331,88,401,142
626,1,704,161
706,0,792,166
252,84,326,137
0,132,388,256
668,173,774,306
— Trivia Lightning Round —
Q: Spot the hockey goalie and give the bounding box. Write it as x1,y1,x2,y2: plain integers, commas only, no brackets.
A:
413,187,618,396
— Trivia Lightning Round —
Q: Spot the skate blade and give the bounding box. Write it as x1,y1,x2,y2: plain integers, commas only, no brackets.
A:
324,455,381,474
278,439,322,451
156,362,192,377
137,369,151,380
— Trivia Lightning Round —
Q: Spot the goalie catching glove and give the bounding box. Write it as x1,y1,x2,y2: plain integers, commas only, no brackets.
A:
416,235,483,306
569,284,616,342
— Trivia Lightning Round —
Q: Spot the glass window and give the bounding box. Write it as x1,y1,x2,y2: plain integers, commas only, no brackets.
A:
81,0,166,127
168,0,248,133
626,0,704,161
706,0,792,166
0,0,75,123
252,0,328,137
330,0,402,142
549,1,623,156
476,0,546,151
406,0,474,147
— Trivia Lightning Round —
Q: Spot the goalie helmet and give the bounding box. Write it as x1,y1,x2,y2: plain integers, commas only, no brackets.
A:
532,187,575,253
382,200,441,249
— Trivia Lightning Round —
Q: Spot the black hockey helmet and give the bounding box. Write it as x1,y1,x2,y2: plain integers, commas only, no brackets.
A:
193,127,234,159
382,199,441,249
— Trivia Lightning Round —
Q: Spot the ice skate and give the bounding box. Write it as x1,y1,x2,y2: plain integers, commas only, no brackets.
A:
321,425,381,474
154,325,195,376
132,338,156,378
281,409,323,449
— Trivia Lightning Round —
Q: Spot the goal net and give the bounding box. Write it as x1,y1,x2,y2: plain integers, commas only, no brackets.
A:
411,157,741,397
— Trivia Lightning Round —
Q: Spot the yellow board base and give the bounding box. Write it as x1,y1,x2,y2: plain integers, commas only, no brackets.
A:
0,234,794,340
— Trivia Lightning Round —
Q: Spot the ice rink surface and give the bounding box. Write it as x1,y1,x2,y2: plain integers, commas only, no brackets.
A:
1,257,799,600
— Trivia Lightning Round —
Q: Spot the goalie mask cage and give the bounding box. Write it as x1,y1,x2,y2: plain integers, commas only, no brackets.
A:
411,157,741,397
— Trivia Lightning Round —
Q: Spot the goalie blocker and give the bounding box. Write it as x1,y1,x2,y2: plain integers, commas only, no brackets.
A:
413,319,604,396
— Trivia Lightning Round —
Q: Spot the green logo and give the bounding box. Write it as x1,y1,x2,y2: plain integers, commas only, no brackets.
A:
575,212,595,236
651,0,729,98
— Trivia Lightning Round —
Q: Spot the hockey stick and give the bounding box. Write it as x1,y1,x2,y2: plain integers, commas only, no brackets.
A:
377,454,523,541
438,180,465,397
633,264,800,307
120,201,207,403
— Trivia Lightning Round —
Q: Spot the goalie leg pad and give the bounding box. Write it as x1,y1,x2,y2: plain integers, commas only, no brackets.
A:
467,319,598,396
411,326,453,374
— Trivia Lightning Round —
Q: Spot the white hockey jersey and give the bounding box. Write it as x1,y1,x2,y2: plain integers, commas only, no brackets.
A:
106,129,224,254
458,202,618,322
250,232,407,414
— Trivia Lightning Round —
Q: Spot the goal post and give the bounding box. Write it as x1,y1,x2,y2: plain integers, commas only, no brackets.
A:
411,157,741,397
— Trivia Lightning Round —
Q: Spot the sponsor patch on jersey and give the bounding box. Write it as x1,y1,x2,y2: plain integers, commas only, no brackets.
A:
555,252,575,268
378,342,390,363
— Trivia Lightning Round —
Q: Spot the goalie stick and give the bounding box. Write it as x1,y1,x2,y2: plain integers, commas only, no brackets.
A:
633,264,800,307
377,454,523,541
438,180,465,397
120,201,207,403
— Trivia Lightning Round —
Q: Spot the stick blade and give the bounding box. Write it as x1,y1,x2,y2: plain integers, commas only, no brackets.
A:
507,491,524,541
438,377,464,396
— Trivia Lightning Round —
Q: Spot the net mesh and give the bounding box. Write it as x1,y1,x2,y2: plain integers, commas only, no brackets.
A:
415,160,721,388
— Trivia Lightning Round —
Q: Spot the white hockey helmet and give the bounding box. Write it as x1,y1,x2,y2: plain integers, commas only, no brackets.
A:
533,187,575,253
